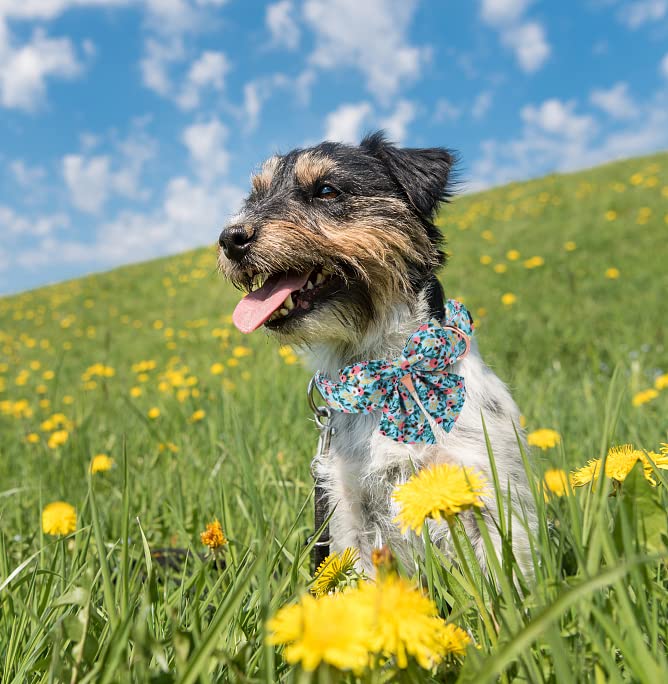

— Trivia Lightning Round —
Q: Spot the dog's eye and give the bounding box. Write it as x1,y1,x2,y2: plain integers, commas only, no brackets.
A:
315,184,340,200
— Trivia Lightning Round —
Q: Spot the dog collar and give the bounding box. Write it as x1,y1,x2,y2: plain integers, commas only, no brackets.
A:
314,299,474,444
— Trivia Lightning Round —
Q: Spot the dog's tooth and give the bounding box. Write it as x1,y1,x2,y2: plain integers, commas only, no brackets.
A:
284,294,295,310
306,281,314,290
279,307,289,316
315,273,324,285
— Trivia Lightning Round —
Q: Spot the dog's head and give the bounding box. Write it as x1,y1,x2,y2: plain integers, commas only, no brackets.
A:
219,132,455,344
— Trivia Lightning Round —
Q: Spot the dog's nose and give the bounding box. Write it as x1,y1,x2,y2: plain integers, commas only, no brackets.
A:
218,224,256,261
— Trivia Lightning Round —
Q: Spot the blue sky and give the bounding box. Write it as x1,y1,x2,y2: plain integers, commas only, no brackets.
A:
1,0,667,294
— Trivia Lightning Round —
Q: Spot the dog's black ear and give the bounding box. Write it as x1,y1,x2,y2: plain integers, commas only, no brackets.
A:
360,131,455,217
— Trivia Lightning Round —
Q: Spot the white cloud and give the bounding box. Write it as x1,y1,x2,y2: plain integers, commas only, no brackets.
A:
472,91,493,119
242,82,262,132
521,98,595,139
480,0,531,25
617,0,667,28
176,50,229,109
590,82,638,120
433,98,461,123
62,154,112,213
0,1,132,22
16,178,244,270
140,35,185,96
182,118,229,180
661,52,668,78
9,159,46,186
138,0,229,105
266,0,300,49
470,90,668,191
499,21,549,72
303,0,428,102
0,26,82,110
324,101,372,143
237,73,289,132
0,205,69,236
62,129,156,213
479,0,550,73
378,100,416,143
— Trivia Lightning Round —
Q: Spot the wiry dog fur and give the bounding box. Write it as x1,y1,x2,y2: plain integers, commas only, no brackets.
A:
218,132,536,574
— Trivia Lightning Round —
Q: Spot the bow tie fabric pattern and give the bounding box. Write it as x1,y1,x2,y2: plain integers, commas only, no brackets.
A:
314,299,474,445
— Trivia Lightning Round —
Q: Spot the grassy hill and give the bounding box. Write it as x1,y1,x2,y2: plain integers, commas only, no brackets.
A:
0,152,667,682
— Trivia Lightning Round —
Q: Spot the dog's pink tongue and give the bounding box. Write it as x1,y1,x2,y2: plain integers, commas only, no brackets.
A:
232,272,310,334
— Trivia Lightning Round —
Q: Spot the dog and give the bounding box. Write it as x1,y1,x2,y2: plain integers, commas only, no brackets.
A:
218,132,536,575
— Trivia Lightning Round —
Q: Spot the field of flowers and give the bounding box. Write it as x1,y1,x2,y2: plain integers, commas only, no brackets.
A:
0,152,667,682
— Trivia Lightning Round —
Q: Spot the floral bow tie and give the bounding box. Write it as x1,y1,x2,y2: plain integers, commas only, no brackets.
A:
314,299,474,444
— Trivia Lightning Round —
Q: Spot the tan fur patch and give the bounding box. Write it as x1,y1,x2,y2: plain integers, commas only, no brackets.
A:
251,156,280,193
294,152,336,188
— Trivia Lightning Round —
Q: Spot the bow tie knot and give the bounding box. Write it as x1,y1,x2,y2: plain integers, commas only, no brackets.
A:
314,299,474,444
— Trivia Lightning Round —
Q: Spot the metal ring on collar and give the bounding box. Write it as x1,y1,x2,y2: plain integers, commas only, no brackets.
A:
306,534,332,547
307,375,332,426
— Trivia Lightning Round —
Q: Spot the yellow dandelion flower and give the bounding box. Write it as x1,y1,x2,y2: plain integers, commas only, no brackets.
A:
493,263,507,274
570,444,663,487
147,407,161,419
130,386,142,398
311,548,359,597
501,292,517,307
570,459,601,487
605,445,647,482
392,464,489,534
481,230,494,241
42,501,76,536
630,173,643,185
632,388,658,407
210,362,225,375
26,432,40,444
543,468,569,497
227,358,239,367
90,454,114,474
159,442,179,453
232,346,252,358
506,249,521,261
190,409,206,422
564,241,577,251
604,210,617,221
436,623,471,657
357,574,470,668
527,428,561,450
200,520,227,550
267,593,372,673
605,267,620,279
524,256,545,269
62,395,74,405
479,255,492,265
47,429,69,449
641,451,668,485
655,374,668,390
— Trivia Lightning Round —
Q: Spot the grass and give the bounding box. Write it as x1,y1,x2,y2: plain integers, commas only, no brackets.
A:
0,151,667,682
